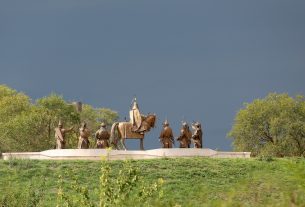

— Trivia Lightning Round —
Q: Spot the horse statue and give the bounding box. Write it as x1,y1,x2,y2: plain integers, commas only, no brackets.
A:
110,114,156,150
177,122,192,148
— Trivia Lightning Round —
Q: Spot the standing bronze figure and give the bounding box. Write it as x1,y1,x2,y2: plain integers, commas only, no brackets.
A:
159,120,174,148
192,122,203,148
54,121,73,149
111,98,156,150
177,122,192,148
78,122,90,149
95,122,110,149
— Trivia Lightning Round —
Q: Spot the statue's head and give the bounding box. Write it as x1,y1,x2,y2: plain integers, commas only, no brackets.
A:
192,122,201,130
81,122,87,128
181,121,190,131
100,122,106,128
163,120,170,127
58,121,63,128
131,97,139,110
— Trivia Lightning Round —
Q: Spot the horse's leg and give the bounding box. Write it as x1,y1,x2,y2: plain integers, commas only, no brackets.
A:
140,138,144,150
122,138,127,151
117,124,125,150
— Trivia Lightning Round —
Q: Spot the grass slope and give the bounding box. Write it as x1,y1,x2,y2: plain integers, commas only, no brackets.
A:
0,158,304,207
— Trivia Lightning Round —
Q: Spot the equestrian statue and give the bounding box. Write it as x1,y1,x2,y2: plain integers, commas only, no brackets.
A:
110,98,156,150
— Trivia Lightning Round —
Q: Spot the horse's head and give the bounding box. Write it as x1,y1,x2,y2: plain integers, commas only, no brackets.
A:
145,113,157,128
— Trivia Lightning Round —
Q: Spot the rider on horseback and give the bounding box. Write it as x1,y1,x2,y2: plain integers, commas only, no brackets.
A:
110,98,156,150
130,98,143,133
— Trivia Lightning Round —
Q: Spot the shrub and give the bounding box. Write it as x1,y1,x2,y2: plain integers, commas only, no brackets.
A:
56,159,164,207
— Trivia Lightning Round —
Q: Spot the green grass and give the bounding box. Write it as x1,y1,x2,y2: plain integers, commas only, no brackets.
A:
0,157,305,206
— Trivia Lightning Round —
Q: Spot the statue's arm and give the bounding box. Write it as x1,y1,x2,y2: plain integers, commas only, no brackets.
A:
170,129,174,138
106,131,110,139
65,127,74,133
170,129,175,143
55,129,64,142
176,132,181,140
159,131,164,140
192,132,199,140
95,131,99,139
54,133,60,140
191,133,195,139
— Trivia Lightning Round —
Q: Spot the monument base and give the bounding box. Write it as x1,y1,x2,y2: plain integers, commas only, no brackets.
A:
1,148,250,160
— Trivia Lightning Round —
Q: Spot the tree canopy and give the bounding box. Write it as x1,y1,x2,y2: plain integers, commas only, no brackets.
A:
228,93,305,157
0,85,119,152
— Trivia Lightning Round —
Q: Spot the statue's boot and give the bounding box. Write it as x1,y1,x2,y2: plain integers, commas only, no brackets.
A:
132,124,146,134
131,125,139,132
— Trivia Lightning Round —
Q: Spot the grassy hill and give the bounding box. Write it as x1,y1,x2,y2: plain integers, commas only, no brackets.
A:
0,157,304,207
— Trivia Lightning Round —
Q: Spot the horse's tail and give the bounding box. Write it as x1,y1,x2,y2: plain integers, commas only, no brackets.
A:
110,122,119,149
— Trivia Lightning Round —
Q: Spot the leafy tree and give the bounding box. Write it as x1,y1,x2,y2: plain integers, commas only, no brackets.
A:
0,85,18,99
36,94,81,148
36,95,119,149
0,85,32,152
0,85,31,122
81,105,119,130
0,85,119,152
1,107,52,152
80,104,119,147
228,93,305,157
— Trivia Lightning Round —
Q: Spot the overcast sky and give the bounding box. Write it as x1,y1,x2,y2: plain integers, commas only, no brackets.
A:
1,0,305,150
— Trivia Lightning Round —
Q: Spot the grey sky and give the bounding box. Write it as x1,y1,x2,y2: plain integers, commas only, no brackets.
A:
1,0,305,150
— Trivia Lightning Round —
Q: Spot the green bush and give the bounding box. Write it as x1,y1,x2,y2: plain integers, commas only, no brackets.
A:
55,159,163,207
1,158,305,206
0,179,46,207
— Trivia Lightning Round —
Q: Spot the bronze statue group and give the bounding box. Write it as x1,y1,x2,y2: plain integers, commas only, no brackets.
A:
54,121,111,149
160,120,203,149
54,98,203,150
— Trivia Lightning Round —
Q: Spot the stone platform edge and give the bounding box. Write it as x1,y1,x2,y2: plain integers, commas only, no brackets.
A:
1,148,251,160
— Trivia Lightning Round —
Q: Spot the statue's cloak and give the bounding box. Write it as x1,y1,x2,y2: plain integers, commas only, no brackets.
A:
130,108,142,129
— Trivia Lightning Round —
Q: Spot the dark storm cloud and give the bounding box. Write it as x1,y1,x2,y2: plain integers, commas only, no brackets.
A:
1,0,305,150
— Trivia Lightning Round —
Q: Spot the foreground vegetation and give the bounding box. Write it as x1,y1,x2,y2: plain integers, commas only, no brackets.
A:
0,158,304,207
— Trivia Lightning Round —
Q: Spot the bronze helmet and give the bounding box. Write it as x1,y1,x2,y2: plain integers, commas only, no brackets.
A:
163,119,169,126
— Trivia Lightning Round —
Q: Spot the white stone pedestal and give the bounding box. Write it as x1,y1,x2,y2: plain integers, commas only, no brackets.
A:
1,148,251,160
